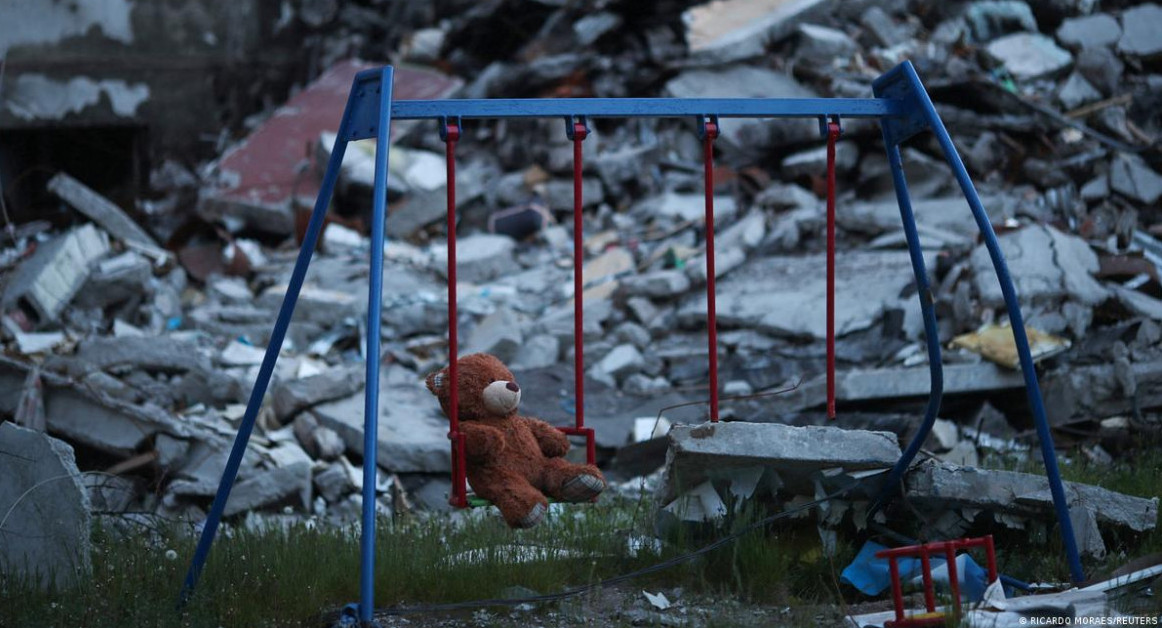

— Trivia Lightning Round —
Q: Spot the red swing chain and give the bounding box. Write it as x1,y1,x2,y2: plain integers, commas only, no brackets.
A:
702,117,720,423
443,120,468,508
826,118,841,420
558,119,596,466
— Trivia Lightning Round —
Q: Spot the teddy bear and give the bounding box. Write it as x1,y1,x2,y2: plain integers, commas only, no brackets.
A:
425,353,606,528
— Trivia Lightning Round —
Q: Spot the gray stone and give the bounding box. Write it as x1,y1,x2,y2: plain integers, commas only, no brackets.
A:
431,234,515,284
1056,14,1121,50
1118,3,1162,59
542,177,604,211
1042,359,1162,424
663,66,818,154
986,33,1073,81
1057,72,1103,110
312,364,450,473
74,251,153,310
633,191,738,224
623,373,671,395
686,246,747,285
613,322,652,349
781,141,859,180
657,422,901,505
795,23,857,66
573,11,622,46
155,434,190,469
860,6,905,48
1,224,110,325
0,423,91,589
626,297,661,328
1076,46,1123,96
678,250,929,340
1080,174,1109,202
1109,152,1162,205
593,344,645,381
905,460,1157,533
206,275,253,304
971,224,1108,307
1070,504,1106,559
511,334,559,371
224,464,311,516
965,1,1038,41
621,270,691,299
465,307,524,363
313,462,356,503
292,412,346,461
259,283,360,327
683,0,835,64
273,365,365,422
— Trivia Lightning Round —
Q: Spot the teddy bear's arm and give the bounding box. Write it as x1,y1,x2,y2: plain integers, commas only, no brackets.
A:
460,422,506,462
521,417,571,457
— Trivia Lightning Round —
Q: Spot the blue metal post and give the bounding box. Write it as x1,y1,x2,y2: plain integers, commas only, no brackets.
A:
178,81,359,608
359,65,394,624
925,102,1086,585
870,140,945,513
873,61,1085,583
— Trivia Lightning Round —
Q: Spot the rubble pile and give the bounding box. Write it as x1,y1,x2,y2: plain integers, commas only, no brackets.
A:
1,0,1160,554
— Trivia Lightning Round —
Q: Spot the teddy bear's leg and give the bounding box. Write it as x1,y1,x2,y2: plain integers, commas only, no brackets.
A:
474,469,549,528
538,458,607,503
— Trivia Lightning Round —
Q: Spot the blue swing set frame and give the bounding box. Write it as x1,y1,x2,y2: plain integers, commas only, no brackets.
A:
178,61,1085,624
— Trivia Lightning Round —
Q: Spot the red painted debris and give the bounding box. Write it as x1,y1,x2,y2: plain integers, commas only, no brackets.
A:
199,60,462,236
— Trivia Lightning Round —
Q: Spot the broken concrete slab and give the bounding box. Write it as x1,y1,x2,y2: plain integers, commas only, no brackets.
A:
311,364,450,473
465,306,524,363
795,23,858,67
621,270,692,299
199,61,462,236
511,334,560,371
55,335,211,376
1117,3,1162,60
47,172,160,252
74,250,154,310
1055,14,1121,51
273,364,365,422
0,356,198,457
971,224,1108,307
678,250,931,340
662,66,818,155
657,421,900,506
632,191,739,225
223,463,311,517
431,234,515,284
683,0,835,64
1,224,110,326
1109,152,1162,206
985,32,1073,81
1042,359,1162,424
905,460,1157,534
0,422,91,589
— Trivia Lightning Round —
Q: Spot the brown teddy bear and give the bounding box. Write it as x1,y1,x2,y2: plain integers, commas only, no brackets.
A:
425,353,606,528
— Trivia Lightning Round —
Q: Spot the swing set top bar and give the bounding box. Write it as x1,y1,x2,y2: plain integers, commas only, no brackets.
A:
386,97,905,120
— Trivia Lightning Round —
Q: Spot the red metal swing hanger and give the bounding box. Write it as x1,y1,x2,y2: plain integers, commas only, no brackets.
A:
442,115,842,507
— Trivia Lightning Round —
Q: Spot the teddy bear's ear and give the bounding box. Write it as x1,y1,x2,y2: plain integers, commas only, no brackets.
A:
425,369,446,396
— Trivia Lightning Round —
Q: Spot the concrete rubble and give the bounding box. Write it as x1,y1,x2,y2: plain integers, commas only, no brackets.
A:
1,0,1160,603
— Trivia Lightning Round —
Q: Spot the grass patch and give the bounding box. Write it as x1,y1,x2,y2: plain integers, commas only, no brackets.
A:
4,448,1157,627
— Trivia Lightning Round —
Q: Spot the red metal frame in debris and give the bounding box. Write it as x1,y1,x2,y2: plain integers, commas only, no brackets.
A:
875,535,999,628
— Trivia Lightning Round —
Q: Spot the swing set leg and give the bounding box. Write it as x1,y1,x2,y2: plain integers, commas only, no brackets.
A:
177,77,361,611
871,62,1085,584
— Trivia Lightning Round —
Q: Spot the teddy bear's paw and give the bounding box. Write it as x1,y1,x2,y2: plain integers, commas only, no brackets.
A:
516,502,547,528
560,474,606,502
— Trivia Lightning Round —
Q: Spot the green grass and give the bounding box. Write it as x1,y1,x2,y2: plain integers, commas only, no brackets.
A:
3,448,1158,627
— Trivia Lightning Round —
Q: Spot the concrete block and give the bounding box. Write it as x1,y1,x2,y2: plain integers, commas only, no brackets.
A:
2,224,110,325
0,423,91,589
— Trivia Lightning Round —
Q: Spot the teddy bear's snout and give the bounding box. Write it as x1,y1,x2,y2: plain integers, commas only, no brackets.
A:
483,380,521,415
